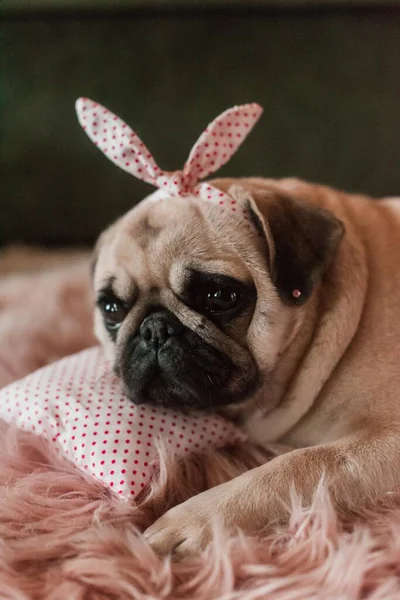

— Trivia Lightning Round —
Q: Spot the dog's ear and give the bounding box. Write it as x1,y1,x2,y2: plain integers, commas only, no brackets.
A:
91,237,103,282
247,192,344,305
90,248,98,280
91,219,122,283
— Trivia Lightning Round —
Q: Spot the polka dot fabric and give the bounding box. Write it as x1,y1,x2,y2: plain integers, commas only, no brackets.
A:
75,98,263,215
0,347,245,500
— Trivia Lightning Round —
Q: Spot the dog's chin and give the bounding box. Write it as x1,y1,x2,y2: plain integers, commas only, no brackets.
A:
125,373,250,412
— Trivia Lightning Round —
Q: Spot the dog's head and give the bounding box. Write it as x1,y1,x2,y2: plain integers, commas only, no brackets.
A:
92,178,344,412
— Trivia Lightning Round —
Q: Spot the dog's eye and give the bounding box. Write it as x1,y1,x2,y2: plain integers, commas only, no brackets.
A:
184,270,253,323
98,296,127,331
204,286,241,314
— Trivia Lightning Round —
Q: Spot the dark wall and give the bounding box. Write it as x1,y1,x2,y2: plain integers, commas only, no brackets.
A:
2,5,400,246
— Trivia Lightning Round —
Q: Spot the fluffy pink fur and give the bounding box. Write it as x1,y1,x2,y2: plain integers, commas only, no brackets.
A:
1,249,400,599
0,257,96,387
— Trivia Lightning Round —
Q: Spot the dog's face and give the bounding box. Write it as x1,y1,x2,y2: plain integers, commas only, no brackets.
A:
92,179,343,412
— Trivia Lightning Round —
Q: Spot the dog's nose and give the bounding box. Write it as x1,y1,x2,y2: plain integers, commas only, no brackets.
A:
140,311,183,349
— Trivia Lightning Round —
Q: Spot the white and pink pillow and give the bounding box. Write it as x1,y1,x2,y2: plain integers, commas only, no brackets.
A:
0,347,244,500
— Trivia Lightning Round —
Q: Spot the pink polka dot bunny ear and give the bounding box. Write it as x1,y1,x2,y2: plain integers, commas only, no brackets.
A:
182,104,263,191
75,98,263,203
75,98,161,186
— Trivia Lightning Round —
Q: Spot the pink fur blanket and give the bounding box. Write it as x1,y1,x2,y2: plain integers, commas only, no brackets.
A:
1,248,400,599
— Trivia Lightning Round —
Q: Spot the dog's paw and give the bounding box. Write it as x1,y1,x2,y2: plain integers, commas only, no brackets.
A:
143,471,264,557
143,490,223,557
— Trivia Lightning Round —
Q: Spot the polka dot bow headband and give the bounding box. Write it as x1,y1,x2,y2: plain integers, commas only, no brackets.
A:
75,98,263,208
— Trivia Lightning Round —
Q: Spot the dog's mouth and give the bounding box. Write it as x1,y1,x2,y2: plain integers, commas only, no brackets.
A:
140,372,213,411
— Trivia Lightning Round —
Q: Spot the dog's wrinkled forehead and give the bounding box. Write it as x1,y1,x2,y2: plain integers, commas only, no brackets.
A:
95,188,257,294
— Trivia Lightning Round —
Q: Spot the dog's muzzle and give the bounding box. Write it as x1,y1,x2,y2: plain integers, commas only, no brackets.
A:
118,308,238,410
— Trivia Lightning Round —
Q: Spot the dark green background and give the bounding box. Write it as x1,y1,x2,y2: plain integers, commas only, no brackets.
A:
2,2,400,246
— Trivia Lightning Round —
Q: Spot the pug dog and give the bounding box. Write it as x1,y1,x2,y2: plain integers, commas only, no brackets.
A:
92,174,400,556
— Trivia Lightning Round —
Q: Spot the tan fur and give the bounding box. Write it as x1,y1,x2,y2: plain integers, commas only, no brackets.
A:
94,177,400,556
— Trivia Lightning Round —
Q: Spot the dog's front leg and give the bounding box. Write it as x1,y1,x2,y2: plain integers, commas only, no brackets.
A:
144,428,400,556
